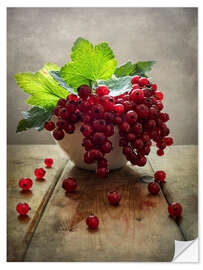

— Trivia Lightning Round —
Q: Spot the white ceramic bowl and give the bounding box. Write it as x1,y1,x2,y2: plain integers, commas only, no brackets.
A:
54,123,127,171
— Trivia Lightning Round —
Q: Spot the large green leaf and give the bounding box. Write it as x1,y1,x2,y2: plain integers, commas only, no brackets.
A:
16,107,53,133
60,37,117,90
97,76,133,97
15,63,69,110
115,61,156,77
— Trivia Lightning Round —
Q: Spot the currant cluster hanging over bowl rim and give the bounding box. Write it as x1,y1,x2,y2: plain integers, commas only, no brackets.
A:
44,75,174,178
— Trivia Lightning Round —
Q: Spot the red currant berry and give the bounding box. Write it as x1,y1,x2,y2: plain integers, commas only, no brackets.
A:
96,167,109,178
88,149,103,160
62,177,77,192
77,85,91,99
84,152,94,164
82,138,94,151
132,139,144,150
44,158,54,168
97,158,108,168
104,112,114,122
131,90,144,103
86,214,99,230
148,182,160,195
64,123,75,134
160,113,170,122
92,104,105,118
44,121,55,131
113,104,125,115
123,101,133,112
80,124,93,138
19,178,33,191
131,76,140,85
119,138,128,147
136,156,147,166
34,168,46,179
101,141,112,153
93,119,106,132
113,116,122,125
53,129,65,140
119,122,130,133
96,86,109,96
131,122,143,134
139,77,149,86
136,104,149,119
155,92,164,101
108,191,121,205
57,98,66,106
168,202,182,217
164,137,174,146
125,110,138,124
104,124,114,137
16,202,31,215
151,84,157,91
68,94,79,102
154,170,166,183
92,132,106,145
56,119,66,129
157,149,164,156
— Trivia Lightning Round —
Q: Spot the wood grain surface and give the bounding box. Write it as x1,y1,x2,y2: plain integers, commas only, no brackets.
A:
148,145,198,240
7,145,198,262
7,145,68,261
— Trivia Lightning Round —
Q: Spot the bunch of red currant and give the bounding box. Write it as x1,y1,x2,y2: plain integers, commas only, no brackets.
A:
44,76,174,178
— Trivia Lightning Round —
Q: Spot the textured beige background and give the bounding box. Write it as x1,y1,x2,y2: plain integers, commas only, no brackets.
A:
7,8,198,145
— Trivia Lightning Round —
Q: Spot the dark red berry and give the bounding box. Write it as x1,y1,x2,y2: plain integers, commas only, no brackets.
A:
164,137,174,146
148,182,160,195
119,122,130,133
88,149,103,160
16,202,30,215
80,124,93,137
108,191,121,205
78,85,91,99
139,77,149,86
62,177,77,192
92,132,106,145
96,167,109,178
154,171,166,183
53,129,65,140
97,158,108,168
168,202,182,217
44,121,55,131
157,149,164,156
131,90,144,103
57,98,66,106
86,214,99,229
155,92,164,101
64,123,75,134
101,141,112,153
19,178,33,191
44,158,54,168
151,84,157,91
104,124,114,137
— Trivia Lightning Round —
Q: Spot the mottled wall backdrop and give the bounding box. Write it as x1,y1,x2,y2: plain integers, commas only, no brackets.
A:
7,8,198,145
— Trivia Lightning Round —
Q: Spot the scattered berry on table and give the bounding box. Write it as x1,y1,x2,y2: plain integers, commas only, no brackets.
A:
62,177,77,193
148,182,160,195
44,121,55,131
44,158,54,168
19,178,33,191
154,170,166,183
168,202,182,217
16,202,31,215
108,191,121,205
34,168,46,179
86,214,99,230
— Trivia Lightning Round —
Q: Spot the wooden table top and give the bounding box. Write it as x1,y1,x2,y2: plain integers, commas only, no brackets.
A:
7,145,198,262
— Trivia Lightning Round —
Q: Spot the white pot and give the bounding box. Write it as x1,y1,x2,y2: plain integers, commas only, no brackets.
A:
54,123,127,171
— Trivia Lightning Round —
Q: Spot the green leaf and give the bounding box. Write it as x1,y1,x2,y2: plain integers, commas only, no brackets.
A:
60,37,117,90
97,76,133,96
134,61,156,76
49,71,77,94
114,61,136,77
115,61,156,77
15,63,69,110
16,107,53,133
